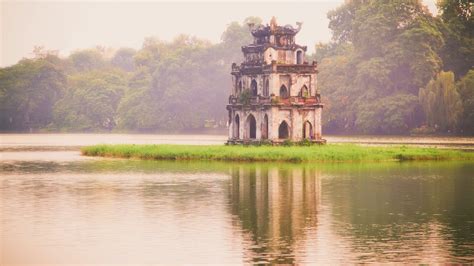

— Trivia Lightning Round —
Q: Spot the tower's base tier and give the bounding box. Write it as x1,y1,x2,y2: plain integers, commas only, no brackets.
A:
227,104,323,142
226,138,327,145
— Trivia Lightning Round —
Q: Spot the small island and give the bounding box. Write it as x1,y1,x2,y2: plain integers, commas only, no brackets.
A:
81,144,474,163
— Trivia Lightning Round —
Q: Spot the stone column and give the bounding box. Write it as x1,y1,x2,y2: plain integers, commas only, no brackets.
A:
240,111,245,140
228,109,233,140
314,107,322,140
256,112,261,140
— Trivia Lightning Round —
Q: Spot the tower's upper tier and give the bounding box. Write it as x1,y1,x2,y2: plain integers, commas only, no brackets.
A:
248,17,302,47
239,17,309,66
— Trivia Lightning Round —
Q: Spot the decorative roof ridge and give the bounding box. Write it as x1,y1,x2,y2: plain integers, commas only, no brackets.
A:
247,16,302,37
241,43,308,52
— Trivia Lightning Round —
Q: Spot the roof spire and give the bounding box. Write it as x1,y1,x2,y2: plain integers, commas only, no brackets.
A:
270,16,277,31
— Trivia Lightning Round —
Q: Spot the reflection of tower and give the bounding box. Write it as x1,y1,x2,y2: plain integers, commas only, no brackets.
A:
229,165,321,264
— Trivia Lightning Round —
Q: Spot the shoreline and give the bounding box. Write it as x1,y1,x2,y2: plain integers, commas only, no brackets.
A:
80,144,474,163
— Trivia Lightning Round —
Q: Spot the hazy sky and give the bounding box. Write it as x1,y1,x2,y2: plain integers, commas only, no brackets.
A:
1,0,437,67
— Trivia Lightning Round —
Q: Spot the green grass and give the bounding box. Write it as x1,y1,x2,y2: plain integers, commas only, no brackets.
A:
80,144,474,163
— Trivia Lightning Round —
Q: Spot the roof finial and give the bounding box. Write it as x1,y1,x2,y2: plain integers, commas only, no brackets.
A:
296,21,303,32
270,16,277,31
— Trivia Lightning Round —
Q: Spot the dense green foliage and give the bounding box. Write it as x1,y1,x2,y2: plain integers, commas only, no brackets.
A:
116,36,227,131
0,2,472,134
319,0,473,134
0,56,66,131
419,71,463,132
0,19,256,132
437,0,473,78
319,0,473,135
52,69,128,131
457,70,474,133
81,144,474,163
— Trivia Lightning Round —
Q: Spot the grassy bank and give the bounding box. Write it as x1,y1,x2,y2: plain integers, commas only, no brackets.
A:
81,144,474,163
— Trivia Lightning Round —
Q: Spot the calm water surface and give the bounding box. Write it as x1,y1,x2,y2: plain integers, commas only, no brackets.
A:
1,134,473,264
1,133,473,149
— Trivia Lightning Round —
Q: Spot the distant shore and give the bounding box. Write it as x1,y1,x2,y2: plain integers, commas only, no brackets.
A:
81,144,474,163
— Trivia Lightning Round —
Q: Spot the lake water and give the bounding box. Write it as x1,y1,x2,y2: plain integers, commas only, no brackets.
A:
1,133,474,149
1,134,473,264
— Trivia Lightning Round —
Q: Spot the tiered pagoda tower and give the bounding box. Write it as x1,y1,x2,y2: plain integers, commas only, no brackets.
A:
227,17,324,144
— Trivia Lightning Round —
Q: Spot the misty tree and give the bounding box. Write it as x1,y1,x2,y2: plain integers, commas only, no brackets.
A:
111,48,137,72
68,48,107,72
0,57,65,131
117,35,228,131
319,0,444,134
419,71,463,132
133,37,169,72
355,93,419,134
457,70,474,134
52,69,128,131
220,17,262,65
437,0,473,78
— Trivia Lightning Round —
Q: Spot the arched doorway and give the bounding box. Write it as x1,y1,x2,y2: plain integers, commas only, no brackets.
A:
234,114,240,139
280,85,289,98
246,114,257,139
296,50,303,64
278,121,289,139
303,121,313,139
251,79,258,96
300,85,309,98
262,114,269,139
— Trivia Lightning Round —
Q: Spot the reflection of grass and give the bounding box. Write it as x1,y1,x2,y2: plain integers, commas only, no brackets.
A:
81,144,474,163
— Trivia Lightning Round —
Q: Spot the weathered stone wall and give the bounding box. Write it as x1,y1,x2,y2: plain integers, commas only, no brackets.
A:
264,48,278,65
235,75,268,96
263,47,306,65
228,97,323,142
278,75,291,94
270,73,314,97
233,54,316,98
289,74,312,97
269,107,290,139
229,109,273,140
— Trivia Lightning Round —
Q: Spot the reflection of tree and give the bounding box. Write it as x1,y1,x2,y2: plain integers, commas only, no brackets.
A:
228,165,321,264
325,163,474,263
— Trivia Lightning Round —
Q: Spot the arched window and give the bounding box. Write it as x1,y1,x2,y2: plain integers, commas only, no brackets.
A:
234,115,240,139
296,50,303,64
262,114,269,139
278,121,289,139
300,85,309,98
280,85,289,98
303,121,313,139
251,79,258,96
264,79,269,97
245,114,257,139
238,81,242,94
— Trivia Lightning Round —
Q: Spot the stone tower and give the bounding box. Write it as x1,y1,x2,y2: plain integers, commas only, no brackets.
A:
227,17,324,144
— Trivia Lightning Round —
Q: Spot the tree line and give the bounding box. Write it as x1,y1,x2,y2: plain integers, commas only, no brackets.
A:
0,1,472,135
316,0,473,134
